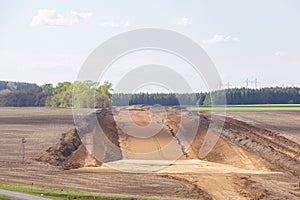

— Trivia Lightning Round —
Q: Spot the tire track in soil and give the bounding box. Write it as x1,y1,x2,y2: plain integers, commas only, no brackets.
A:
208,113,300,176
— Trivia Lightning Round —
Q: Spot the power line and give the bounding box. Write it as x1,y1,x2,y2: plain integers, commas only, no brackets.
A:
243,78,261,89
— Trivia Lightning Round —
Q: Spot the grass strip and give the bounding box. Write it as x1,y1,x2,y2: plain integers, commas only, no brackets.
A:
187,104,300,111
0,184,174,200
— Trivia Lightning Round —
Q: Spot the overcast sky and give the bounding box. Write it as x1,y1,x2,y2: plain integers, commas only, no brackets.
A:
0,0,299,90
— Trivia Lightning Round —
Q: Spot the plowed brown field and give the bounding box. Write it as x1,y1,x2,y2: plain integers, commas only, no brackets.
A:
1,107,300,199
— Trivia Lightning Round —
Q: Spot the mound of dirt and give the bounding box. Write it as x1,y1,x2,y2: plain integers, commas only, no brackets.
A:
163,111,276,170
39,108,122,169
219,115,300,176
39,106,300,175
114,107,276,171
38,128,102,169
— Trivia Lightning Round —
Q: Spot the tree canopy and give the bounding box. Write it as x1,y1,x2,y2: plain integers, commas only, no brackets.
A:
0,81,113,107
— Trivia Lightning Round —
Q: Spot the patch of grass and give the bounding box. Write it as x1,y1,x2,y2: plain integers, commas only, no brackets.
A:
0,196,13,200
187,104,300,111
0,184,173,200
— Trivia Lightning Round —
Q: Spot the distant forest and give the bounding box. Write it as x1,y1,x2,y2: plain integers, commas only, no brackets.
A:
1,80,300,107
112,87,300,105
0,81,39,91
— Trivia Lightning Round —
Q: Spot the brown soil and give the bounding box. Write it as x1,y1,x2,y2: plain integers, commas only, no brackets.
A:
38,129,101,169
1,107,300,199
227,111,300,145
219,114,300,176
0,107,197,199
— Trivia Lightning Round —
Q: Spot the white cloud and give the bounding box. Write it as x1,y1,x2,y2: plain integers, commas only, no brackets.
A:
176,18,191,26
101,21,129,28
31,9,92,27
70,11,93,25
275,51,288,57
203,34,240,44
31,9,67,26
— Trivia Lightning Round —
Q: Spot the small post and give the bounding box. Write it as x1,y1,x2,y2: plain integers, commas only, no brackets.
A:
21,137,26,163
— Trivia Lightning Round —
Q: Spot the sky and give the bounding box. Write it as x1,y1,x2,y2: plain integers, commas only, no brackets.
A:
0,0,300,91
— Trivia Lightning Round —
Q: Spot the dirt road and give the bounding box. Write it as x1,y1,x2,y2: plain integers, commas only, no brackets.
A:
0,189,52,200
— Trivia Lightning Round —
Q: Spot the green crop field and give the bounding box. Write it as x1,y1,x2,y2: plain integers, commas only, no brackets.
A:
187,104,300,111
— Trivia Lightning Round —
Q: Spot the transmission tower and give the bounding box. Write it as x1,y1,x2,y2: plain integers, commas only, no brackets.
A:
244,78,261,88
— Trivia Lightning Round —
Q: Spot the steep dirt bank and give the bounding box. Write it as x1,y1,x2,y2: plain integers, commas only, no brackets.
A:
38,128,101,169
213,114,300,176
39,108,122,169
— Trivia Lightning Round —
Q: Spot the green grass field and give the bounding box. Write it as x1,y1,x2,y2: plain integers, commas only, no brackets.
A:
187,104,300,111
0,184,173,200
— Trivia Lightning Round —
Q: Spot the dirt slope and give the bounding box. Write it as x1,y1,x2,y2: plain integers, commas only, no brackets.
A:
38,129,101,169
227,111,300,145
39,108,124,169
219,115,300,176
35,107,300,199
111,107,300,199
116,107,276,171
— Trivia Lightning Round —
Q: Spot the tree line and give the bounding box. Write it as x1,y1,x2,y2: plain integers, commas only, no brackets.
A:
112,87,300,106
1,80,300,107
0,81,39,91
0,81,113,107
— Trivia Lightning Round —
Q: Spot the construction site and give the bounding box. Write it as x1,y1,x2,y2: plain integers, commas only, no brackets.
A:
0,106,300,199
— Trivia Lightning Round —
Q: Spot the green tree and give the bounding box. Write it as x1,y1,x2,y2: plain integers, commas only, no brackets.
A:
46,82,73,107
41,83,54,95
73,80,98,108
95,81,113,107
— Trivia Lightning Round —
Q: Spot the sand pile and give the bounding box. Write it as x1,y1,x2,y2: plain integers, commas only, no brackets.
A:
38,128,101,169
39,106,300,175
114,107,274,170
38,108,122,169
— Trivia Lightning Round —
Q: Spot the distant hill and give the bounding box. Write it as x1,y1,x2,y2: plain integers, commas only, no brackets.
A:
0,81,39,91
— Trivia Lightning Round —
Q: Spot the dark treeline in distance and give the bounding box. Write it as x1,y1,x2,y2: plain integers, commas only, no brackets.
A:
1,80,300,107
113,87,300,106
112,93,202,106
0,81,49,106
223,87,300,104
0,81,39,91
